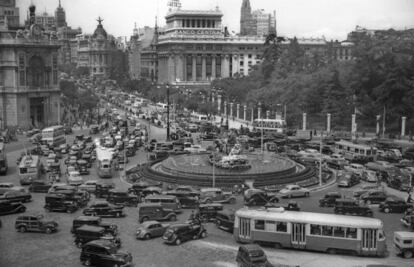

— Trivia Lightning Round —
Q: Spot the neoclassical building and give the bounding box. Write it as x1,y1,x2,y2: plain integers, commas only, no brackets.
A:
0,5,61,129
156,7,265,85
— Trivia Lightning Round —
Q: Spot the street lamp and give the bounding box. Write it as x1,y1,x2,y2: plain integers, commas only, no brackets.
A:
166,83,170,141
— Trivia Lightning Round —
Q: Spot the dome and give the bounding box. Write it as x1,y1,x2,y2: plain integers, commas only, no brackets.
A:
93,17,107,39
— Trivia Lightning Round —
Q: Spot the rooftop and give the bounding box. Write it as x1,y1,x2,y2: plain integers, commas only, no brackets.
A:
166,9,223,19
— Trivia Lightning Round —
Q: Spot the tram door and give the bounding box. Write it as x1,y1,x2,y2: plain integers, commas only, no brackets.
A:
362,229,377,251
291,223,306,248
238,217,251,240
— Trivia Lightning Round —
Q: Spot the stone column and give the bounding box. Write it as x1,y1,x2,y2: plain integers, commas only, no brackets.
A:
302,113,307,130
202,55,206,81
230,102,234,117
211,56,216,79
266,111,270,119
351,114,357,140
236,104,240,119
168,55,174,82
244,105,247,121
192,55,196,81
176,55,184,82
402,117,407,137
376,115,381,135
327,113,331,133
217,95,222,114
258,106,262,120
224,101,227,116
251,107,254,124
222,55,230,78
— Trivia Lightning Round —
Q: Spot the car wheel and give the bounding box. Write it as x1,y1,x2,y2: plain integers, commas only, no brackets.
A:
175,238,181,245
384,208,390,213
83,259,92,266
144,233,151,240
403,250,413,259
45,227,53,234
200,231,207,238
170,215,177,221
19,226,26,233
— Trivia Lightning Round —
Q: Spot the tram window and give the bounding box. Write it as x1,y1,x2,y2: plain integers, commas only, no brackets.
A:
338,145,343,149
265,221,276,232
322,226,333,236
310,224,321,235
346,227,357,239
333,227,345,238
255,220,265,230
403,240,412,244
276,222,287,232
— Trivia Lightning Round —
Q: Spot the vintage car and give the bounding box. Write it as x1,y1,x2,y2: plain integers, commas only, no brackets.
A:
79,180,98,193
15,214,58,234
278,184,310,198
106,189,139,207
360,190,388,205
236,244,272,267
334,199,373,217
243,189,279,207
394,231,414,259
44,193,79,213
319,192,342,207
76,160,90,175
215,209,235,233
165,192,199,209
89,125,99,135
71,215,118,236
136,221,170,240
162,223,207,245
166,186,200,197
95,183,116,198
401,213,414,230
199,188,237,204
67,171,83,186
0,200,26,215
137,203,177,223
83,201,125,218
264,200,300,211
0,190,31,203
379,197,413,213
337,172,360,188
74,225,121,248
196,203,224,222
353,184,382,198
28,180,53,193
80,240,132,267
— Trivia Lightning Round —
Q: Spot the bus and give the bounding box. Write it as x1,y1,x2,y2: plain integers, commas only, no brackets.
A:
96,146,116,178
42,125,66,147
156,102,168,110
234,208,386,257
190,113,208,122
334,140,376,161
19,155,42,185
253,117,286,134
0,143,7,175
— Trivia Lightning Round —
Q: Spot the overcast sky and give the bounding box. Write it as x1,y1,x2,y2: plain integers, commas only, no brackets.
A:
18,0,414,40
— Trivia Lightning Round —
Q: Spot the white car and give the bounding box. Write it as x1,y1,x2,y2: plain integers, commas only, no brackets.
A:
184,145,207,154
0,182,14,188
278,184,310,198
79,180,98,192
362,170,378,183
344,163,365,176
67,171,83,186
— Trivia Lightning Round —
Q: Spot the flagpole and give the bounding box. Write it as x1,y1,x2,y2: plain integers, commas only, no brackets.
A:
382,106,386,138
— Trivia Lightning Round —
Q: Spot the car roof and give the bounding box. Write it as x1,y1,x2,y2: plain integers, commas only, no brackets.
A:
77,225,105,232
75,215,101,221
395,231,414,239
141,221,160,226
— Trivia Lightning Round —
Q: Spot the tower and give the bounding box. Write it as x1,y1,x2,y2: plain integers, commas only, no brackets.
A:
55,0,67,28
240,0,255,36
167,0,181,12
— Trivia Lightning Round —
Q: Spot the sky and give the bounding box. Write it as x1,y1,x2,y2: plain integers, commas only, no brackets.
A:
17,0,414,41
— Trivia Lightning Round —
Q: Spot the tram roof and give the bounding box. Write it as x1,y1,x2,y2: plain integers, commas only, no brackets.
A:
236,208,383,229
96,146,114,161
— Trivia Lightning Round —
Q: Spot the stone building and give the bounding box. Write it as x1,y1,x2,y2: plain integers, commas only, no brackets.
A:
0,5,61,129
0,0,19,29
240,0,256,36
127,23,141,79
76,18,116,79
140,24,159,81
252,9,276,36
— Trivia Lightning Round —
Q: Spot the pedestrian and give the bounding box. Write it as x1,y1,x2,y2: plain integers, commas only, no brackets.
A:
407,192,413,203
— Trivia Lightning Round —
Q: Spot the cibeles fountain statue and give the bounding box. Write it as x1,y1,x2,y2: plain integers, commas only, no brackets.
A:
209,143,252,170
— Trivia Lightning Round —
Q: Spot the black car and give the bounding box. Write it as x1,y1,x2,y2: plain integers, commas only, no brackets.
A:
264,200,300,211
106,189,139,207
403,147,414,160
236,244,273,267
71,215,118,236
244,189,279,206
28,180,53,193
44,194,78,213
319,192,342,207
162,223,207,245
196,203,224,222
334,199,373,217
165,191,199,208
379,197,413,213
95,183,116,198
74,225,121,248
80,240,132,267
360,190,388,205
215,209,235,233
83,201,125,218
0,190,32,203
0,200,26,215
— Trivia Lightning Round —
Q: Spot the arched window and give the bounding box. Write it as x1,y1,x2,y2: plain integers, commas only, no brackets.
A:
27,56,45,87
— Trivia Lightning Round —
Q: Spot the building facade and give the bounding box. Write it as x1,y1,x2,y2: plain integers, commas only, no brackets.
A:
76,18,115,79
156,7,265,85
240,0,256,36
0,0,19,29
0,5,61,129
127,23,141,79
240,0,275,36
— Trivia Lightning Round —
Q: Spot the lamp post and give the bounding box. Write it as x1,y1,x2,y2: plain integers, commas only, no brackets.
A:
166,83,170,141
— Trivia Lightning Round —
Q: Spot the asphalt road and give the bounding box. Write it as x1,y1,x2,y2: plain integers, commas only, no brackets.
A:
0,112,413,267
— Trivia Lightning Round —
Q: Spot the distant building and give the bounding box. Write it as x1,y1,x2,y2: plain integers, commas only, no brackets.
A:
76,18,116,79
0,5,61,129
139,24,159,81
127,23,141,79
240,0,275,36
240,0,256,36
54,0,66,28
0,0,19,29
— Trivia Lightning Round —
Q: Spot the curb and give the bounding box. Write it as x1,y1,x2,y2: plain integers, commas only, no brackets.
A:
309,171,338,192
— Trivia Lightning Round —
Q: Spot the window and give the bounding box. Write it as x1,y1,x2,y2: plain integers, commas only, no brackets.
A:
255,220,265,230
19,53,26,86
248,54,252,58
346,227,357,239
333,227,345,238
276,222,287,232
310,224,321,235
240,61,244,66
322,225,333,236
